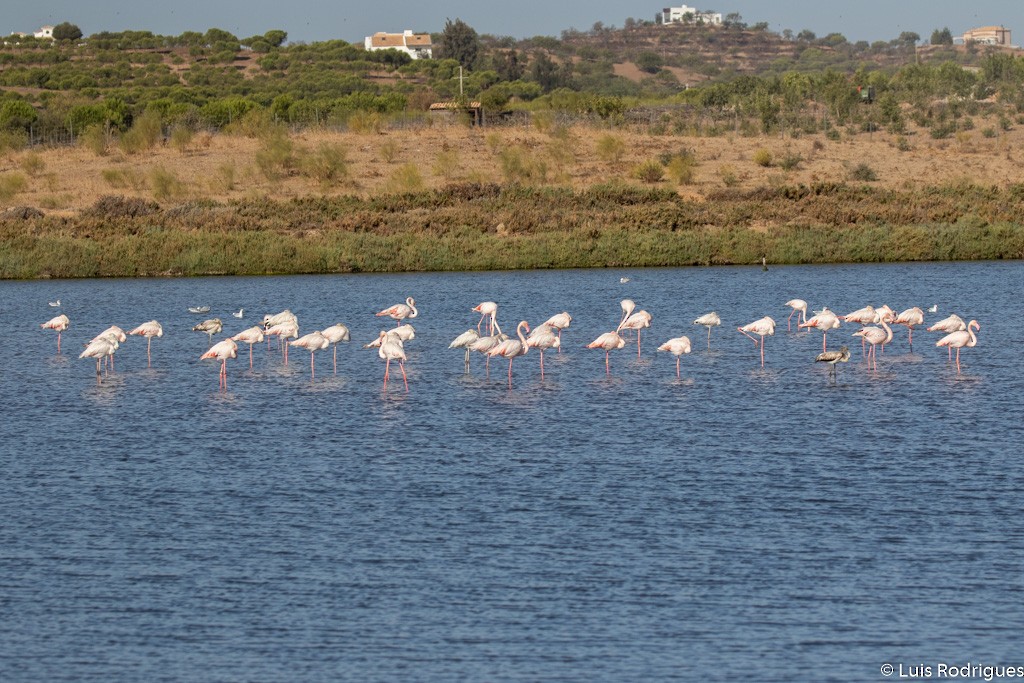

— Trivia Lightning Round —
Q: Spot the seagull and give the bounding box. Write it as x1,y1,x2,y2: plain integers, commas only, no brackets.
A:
188,305,211,314
927,304,938,313
233,309,244,318
48,299,61,307
619,277,630,283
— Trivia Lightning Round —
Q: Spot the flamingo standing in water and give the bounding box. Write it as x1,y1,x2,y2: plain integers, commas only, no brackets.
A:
231,326,265,370
265,320,299,364
193,318,223,344
373,330,408,390
290,330,330,380
936,320,980,373
893,307,925,350
468,331,508,374
586,330,626,374
376,297,418,326
321,324,351,373
692,312,721,349
785,299,808,331
526,324,560,379
738,316,776,368
815,345,851,382
487,320,531,387
852,316,893,371
129,320,163,367
262,310,296,349
449,329,480,372
79,336,118,382
200,338,238,390
90,326,128,371
543,312,572,352
619,299,652,358
472,301,499,335
928,314,966,360
41,314,70,353
800,308,841,353
657,335,692,378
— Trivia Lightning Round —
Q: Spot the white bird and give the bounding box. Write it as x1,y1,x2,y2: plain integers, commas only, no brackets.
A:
927,314,966,360
321,324,351,374
525,326,560,379
449,329,480,372
375,330,408,390
738,316,776,368
200,338,238,390
586,331,626,374
471,301,499,335
192,318,223,343
89,326,128,370
265,320,299,364
784,299,808,331
936,320,980,373
487,320,531,387
376,297,418,325
41,313,70,353
290,331,330,380
620,277,630,283
693,312,721,348
129,320,163,367
618,300,652,358
468,331,509,374
263,310,297,329
188,305,210,314
233,309,244,318
80,336,118,380
543,312,572,351
231,326,265,370
48,299,61,307
657,335,692,378
391,324,416,342
928,304,938,313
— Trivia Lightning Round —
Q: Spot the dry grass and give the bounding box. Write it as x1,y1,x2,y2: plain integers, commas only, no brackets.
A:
6,117,1024,215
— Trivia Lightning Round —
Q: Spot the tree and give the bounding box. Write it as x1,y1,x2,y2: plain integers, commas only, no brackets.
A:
930,27,953,45
437,18,480,70
264,30,287,48
797,29,816,42
495,50,524,82
724,13,746,29
635,52,663,74
897,31,921,46
52,22,83,41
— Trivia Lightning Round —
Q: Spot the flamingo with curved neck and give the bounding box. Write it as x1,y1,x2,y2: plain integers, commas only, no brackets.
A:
487,320,530,387
936,320,980,373
852,317,892,371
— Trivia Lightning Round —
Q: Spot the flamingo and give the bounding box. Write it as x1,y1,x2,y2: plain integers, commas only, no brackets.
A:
79,336,118,381
784,299,808,331
262,309,297,350
936,320,980,373
449,329,480,372
90,326,128,371
928,314,967,360
657,335,692,378
799,308,841,353
472,301,499,335
129,320,163,367
193,318,223,344
619,299,652,358
852,316,893,371
321,324,351,373
376,297,418,325
200,338,237,390
842,305,876,326
468,331,508,374
290,331,330,380
692,312,721,348
738,316,776,368
41,314,70,353
374,330,408,390
815,345,851,382
487,320,531,387
391,324,416,342
543,312,572,352
586,331,626,374
526,324,560,379
265,320,299,364
893,307,925,350
231,326,265,370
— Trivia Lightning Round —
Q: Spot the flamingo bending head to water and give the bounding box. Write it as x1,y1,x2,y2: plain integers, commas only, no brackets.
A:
784,299,808,331
738,316,776,368
200,338,238,390
693,312,721,348
472,301,499,335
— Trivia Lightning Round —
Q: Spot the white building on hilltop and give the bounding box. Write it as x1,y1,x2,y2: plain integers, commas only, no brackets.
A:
34,25,54,39
364,30,432,59
659,5,723,25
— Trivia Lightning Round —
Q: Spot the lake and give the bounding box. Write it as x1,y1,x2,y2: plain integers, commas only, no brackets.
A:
1,261,1021,682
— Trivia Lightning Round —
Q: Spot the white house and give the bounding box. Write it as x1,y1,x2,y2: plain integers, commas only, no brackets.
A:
364,30,432,59
33,25,54,39
659,5,723,25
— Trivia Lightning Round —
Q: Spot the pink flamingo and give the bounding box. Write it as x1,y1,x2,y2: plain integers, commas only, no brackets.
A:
784,299,808,331
799,308,841,353
321,324,351,373
449,329,480,372
928,314,967,360
693,312,721,348
543,312,572,352
852,316,893,371
90,326,127,371
936,320,980,373
657,335,692,378
262,310,296,349
526,324,560,379
265,320,299,364
376,297,418,326
231,326,265,370
290,330,330,380
487,320,531,387
893,307,925,350
41,314,70,353
129,320,163,367
472,301,499,335
619,299,652,358
79,336,118,382
375,330,408,391
468,331,508,375
738,316,776,368
586,331,626,374
200,338,238,390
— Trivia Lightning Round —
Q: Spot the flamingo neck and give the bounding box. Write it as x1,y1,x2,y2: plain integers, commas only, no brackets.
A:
967,321,979,347
407,299,418,318
516,321,529,346
881,319,892,344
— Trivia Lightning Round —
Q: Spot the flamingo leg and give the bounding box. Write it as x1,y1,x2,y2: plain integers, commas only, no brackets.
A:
739,328,758,344
637,329,642,358
464,348,471,373
310,351,315,381
956,348,962,373
508,358,513,387
605,350,611,374
823,332,828,353
787,309,795,331
908,327,914,349
147,337,153,367
95,357,101,377
383,358,390,386
760,336,765,368
249,344,254,370
57,331,62,354
676,356,681,378
540,350,545,379
400,361,408,391
333,345,338,374
707,326,712,349
557,329,563,353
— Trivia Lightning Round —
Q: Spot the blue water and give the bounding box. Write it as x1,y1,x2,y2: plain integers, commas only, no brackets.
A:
1,262,1022,682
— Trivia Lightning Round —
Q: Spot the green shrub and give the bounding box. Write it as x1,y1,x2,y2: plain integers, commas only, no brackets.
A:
719,164,739,187
379,139,399,163
778,152,802,171
0,172,27,201
119,110,163,155
0,130,28,154
150,166,186,201
595,134,625,164
301,144,349,184
347,110,384,134
665,154,696,185
387,163,424,193
80,124,109,156
211,163,236,193
433,149,460,181
752,148,773,167
169,126,193,154
20,152,45,177
254,129,296,180
101,168,146,190
982,128,997,138
633,160,664,184
895,136,912,151
848,163,878,182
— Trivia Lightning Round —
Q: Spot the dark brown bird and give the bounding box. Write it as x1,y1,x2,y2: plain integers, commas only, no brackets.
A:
815,345,850,381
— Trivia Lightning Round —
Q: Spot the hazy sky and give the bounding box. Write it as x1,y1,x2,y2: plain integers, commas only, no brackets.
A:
5,1,1021,45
